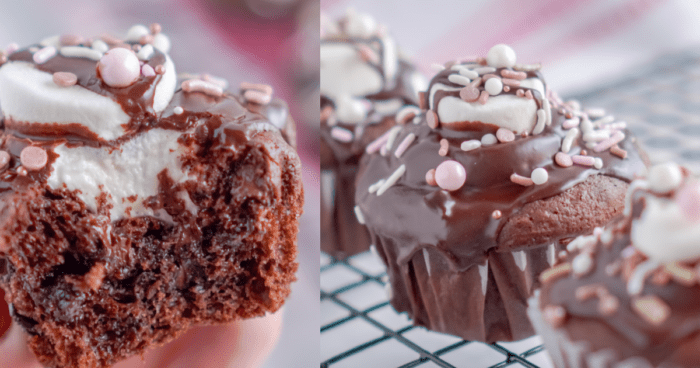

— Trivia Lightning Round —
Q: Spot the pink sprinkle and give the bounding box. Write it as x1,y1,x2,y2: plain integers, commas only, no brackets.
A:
503,85,510,92
525,90,534,100
33,46,56,64
240,82,273,95
139,34,154,45
500,69,527,80
511,173,534,186
155,65,166,74
496,128,515,143
20,146,48,171
330,127,353,143
244,89,272,105
572,155,595,167
5,42,19,54
478,90,489,105
17,167,27,176
610,145,628,159
482,73,498,81
593,131,625,153
394,133,416,158
475,57,487,65
200,74,228,89
676,181,700,222
150,23,162,35
563,117,580,129
516,89,525,97
501,78,521,87
182,79,224,97
366,129,393,154
141,64,156,77
60,34,84,46
52,72,78,87
100,34,123,45
460,85,480,102
426,169,437,186
0,151,9,170
357,44,379,64
439,139,449,156
555,152,573,167
98,48,140,87
427,110,439,129
435,160,467,191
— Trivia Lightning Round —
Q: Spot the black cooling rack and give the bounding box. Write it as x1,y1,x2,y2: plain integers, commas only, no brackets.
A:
320,47,700,368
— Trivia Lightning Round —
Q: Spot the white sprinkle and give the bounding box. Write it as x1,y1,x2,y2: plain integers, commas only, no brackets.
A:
32,46,56,64
458,68,479,79
572,253,594,276
431,63,446,72
376,164,406,196
563,117,580,129
484,77,503,96
173,106,184,115
396,106,421,125
561,128,579,153
583,130,611,142
461,139,482,151
593,115,615,127
533,108,546,135
60,46,102,61
423,248,431,276
384,126,402,151
547,244,557,266
91,39,109,53
481,133,497,146
586,141,597,149
627,260,659,295
594,157,603,169
448,74,471,86
354,206,366,224
136,44,154,60
330,126,354,143
580,118,593,134
585,107,606,119
531,168,549,185
473,66,496,75
368,179,386,194
567,235,597,252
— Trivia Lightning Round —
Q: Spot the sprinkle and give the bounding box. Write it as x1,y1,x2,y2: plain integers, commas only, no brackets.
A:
136,44,154,60
139,34,154,45
448,74,471,86
150,23,162,35
17,167,27,176
354,206,366,225
503,85,510,92
426,110,439,129
593,115,615,127
599,294,620,316
525,90,534,99
585,108,606,119
461,140,481,151
100,34,123,45
513,63,541,72
540,262,572,283
430,63,446,72
366,129,394,154
368,179,385,193
575,284,603,300
173,106,184,115
605,121,627,131
572,253,594,276
52,72,78,87
377,164,406,196
594,158,603,169
560,128,579,153
478,90,489,104
516,89,525,97
240,82,273,96
458,68,479,79
580,118,593,134
141,64,156,77
543,305,567,328
627,260,660,295
330,127,353,142
563,117,580,129
385,126,402,151
533,108,547,135
357,44,379,64
481,133,497,146
439,139,449,156
33,46,57,64
473,66,496,75
584,130,611,143
481,73,498,81
664,263,696,286
91,40,109,53
58,45,103,61
492,210,502,219
394,133,416,158
60,34,84,46
500,78,521,87
182,79,223,97
155,65,166,74
572,155,595,167
460,85,480,102
244,89,272,104
500,69,527,80
396,106,420,125
0,151,10,170
632,295,671,326
20,146,48,171
531,168,549,185
496,128,515,143
435,160,467,191
593,131,625,153
485,77,503,96
511,173,534,186
555,152,573,167
426,169,437,186
5,42,19,54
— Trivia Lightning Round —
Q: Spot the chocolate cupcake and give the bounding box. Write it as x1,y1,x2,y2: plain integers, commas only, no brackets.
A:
320,9,426,259
354,44,648,342
530,163,700,368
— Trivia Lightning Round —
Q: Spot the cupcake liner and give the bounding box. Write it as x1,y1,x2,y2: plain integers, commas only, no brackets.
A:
527,292,675,368
321,168,371,259
374,233,561,342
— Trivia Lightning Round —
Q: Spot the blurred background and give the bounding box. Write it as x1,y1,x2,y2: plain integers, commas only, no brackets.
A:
320,0,700,367
0,0,319,367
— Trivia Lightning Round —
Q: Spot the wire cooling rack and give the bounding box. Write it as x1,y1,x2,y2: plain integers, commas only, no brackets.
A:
320,47,700,368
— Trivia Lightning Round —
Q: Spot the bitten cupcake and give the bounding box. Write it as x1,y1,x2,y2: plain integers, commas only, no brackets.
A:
354,44,648,342
320,9,426,259
530,163,700,368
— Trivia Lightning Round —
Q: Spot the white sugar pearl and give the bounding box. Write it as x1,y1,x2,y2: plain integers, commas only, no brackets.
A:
484,78,503,96
531,168,549,185
486,44,517,68
648,162,683,193
125,24,150,42
481,133,497,146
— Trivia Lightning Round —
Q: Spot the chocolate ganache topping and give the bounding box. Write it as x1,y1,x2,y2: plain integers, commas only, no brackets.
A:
355,44,647,271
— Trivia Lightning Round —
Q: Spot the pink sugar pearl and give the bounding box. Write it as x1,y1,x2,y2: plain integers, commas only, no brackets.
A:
676,181,700,222
435,160,467,191
97,48,140,87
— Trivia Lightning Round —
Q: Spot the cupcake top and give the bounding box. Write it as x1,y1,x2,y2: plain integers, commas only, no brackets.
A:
539,163,700,365
355,45,647,270
320,9,426,165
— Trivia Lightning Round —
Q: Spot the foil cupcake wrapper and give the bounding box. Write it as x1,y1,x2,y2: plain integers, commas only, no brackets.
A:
373,233,561,342
527,292,677,368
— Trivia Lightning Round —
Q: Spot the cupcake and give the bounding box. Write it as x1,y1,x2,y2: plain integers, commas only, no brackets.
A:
530,163,700,368
320,9,426,259
354,44,648,342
